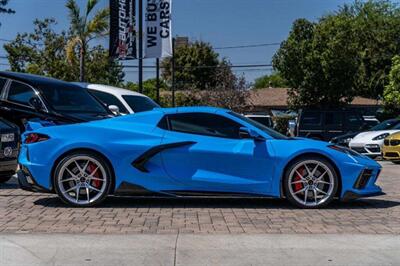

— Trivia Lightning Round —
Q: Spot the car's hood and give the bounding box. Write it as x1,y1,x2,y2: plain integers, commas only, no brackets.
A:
352,130,400,142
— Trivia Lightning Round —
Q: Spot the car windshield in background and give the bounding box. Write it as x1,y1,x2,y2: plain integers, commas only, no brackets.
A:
122,95,160,113
229,112,288,140
370,119,400,131
40,85,108,114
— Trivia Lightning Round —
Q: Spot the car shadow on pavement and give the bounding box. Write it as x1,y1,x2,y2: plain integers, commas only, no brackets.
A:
33,196,400,210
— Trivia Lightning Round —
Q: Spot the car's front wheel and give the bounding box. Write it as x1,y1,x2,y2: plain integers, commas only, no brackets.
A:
53,151,112,207
284,156,338,208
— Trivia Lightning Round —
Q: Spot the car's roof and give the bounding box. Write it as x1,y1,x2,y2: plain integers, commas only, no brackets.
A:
156,106,227,114
0,71,79,90
75,83,148,97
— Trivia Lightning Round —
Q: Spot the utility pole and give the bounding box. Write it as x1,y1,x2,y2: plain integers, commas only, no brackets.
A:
156,58,160,104
171,37,175,107
138,0,143,93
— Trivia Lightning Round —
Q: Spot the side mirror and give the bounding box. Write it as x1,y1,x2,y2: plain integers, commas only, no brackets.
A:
239,127,265,141
108,105,121,116
29,97,44,112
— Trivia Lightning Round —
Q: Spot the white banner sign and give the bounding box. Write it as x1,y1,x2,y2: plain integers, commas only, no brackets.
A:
144,0,172,58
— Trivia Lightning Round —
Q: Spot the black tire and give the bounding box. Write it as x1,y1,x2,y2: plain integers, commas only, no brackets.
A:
393,161,400,165
53,151,113,207
283,156,339,209
0,175,13,184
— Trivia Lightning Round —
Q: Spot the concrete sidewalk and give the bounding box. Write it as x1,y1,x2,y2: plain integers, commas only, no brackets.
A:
0,234,399,266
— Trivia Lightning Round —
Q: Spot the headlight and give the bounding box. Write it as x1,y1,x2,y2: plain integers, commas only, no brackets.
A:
372,133,390,141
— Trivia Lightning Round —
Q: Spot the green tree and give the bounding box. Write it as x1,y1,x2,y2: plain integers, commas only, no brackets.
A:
4,18,124,85
125,79,168,101
253,72,288,89
161,41,219,90
273,18,359,108
383,55,400,113
0,0,15,27
273,0,400,108
66,0,109,82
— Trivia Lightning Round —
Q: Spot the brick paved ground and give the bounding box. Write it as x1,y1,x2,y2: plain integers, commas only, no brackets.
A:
0,161,399,234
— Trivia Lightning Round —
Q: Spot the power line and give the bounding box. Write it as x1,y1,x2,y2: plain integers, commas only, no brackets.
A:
214,42,281,50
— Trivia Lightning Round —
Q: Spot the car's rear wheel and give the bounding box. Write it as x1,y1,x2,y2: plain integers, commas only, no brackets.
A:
284,156,338,209
53,152,112,207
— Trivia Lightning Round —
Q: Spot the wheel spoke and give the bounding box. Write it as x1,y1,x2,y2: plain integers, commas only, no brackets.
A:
291,180,306,185
86,187,90,202
316,180,331,185
61,177,77,183
316,170,327,181
295,170,306,181
87,184,101,192
313,188,318,204
294,186,308,195
75,185,81,202
304,188,309,204
63,185,78,194
304,164,312,176
88,176,103,182
82,160,90,174
74,161,83,173
66,168,77,178
315,187,327,195
311,163,320,176
88,166,99,177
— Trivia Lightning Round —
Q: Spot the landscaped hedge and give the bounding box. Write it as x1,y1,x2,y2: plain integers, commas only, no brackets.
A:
273,115,296,135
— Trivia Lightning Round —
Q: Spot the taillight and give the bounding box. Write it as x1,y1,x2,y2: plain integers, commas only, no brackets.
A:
24,133,49,144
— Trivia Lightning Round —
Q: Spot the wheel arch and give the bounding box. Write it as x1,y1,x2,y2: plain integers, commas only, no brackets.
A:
50,147,116,193
280,152,342,198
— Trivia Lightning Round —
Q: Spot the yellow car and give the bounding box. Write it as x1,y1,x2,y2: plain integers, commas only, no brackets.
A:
383,132,400,164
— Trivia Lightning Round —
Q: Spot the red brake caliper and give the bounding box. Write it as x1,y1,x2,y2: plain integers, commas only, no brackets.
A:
293,167,304,192
87,163,101,188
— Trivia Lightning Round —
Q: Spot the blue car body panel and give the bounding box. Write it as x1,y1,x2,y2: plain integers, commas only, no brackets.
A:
18,107,383,199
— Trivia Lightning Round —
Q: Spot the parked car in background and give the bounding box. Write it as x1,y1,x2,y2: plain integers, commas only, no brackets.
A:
0,118,19,183
331,118,400,147
245,114,273,128
363,116,380,128
0,72,113,131
296,109,366,141
349,122,400,158
383,132,400,164
75,83,160,115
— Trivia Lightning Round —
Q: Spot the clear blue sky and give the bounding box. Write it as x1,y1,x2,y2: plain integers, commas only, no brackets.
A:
0,0,361,84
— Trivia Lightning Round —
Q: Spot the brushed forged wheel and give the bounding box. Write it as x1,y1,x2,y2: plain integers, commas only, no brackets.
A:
284,157,338,208
54,152,112,207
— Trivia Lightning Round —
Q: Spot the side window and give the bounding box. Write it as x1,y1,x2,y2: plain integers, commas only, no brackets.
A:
7,81,35,106
345,112,363,127
166,113,242,139
89,90,129,114
325,112,342,126
301,112,322,126
0,77,7,96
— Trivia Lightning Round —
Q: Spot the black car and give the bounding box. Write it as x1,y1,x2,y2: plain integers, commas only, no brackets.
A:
0,118,19,183
331,118,400,147
296,108,367,141
0,71,113,131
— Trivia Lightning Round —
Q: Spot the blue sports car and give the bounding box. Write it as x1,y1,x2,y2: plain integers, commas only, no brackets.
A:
17,107,384,208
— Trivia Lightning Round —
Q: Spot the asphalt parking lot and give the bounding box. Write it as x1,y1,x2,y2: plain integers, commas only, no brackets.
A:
0,161,399,235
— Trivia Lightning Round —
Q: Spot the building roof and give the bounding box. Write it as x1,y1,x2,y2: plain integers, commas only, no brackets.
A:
249,88,382,108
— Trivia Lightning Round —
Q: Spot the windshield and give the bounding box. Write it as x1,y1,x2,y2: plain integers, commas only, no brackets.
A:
122,95,160,113
229,112,288,139
370,119,400,131
40,84,108,114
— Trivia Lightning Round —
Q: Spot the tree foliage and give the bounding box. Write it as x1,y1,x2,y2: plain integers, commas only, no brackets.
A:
66,0,110,81
0,0,15,27
4,19,124,85
273,0,400,109
383,55,400,113
161,41,219,90
253,72,288,89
